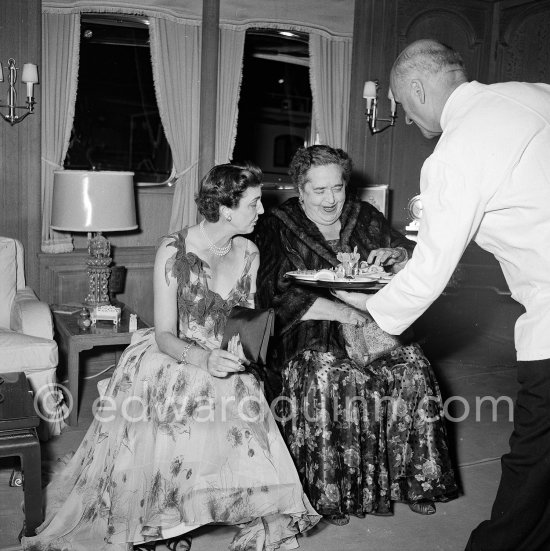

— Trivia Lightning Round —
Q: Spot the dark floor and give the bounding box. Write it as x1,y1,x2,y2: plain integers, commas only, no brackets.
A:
0,292,522,551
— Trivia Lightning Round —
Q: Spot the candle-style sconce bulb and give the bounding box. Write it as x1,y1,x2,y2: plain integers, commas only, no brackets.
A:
363,81,377,98
388,87,397,116
363,79,397,135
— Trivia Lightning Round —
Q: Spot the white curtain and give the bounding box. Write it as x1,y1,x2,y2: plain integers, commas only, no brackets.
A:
149,18,201,233
215,27,246,165
309,33,352,150
41,12,81,253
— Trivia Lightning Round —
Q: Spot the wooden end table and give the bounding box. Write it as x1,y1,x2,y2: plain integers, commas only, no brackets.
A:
53,304,149,426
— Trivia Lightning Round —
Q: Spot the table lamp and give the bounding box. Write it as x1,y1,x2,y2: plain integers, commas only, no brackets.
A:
51,170,137,307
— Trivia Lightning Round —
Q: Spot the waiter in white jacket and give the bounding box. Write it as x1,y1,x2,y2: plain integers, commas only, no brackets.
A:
336,39,550,551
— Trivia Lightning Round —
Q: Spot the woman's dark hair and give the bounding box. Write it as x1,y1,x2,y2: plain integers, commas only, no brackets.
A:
196,162,263,222
288,145,352,190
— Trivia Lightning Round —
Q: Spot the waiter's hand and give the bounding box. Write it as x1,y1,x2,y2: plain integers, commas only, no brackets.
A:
332,289,368,311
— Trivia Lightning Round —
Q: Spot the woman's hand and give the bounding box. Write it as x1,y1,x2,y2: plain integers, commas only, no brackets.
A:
367,247,407,267
204,347,245,378
227,334,249,366
332,302,366,327
302,297,365,325
331,289,368,312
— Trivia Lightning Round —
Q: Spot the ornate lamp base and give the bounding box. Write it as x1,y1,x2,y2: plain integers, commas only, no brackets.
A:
84,233,112,307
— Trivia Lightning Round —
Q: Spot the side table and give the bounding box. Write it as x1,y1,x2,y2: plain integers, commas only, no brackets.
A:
0,371,42,537
53,304,149,426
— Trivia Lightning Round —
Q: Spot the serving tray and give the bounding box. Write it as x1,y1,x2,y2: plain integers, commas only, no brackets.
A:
285,270,392,291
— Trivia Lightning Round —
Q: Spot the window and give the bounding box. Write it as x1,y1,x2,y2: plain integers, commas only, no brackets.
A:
64,14,172,185
232,29,314,183
274,134,304,167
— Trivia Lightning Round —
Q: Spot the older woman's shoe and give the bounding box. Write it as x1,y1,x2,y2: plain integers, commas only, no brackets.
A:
371,509,393,517
408,500,436,515
324,514,350,526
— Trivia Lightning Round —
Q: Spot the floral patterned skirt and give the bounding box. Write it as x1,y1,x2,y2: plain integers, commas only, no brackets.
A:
278,344,457,516
22,328,320,551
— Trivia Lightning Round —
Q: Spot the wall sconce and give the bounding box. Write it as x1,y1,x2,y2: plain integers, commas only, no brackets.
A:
0,58,38,126
363,80,396,134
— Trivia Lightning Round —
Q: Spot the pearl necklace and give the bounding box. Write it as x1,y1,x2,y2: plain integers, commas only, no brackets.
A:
199,220,232,256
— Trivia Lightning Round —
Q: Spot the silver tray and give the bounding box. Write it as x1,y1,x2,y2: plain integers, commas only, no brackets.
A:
285,271,390,292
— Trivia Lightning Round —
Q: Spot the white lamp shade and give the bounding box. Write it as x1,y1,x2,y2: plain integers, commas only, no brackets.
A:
363,80,377,99
21,63,38,83
51,170,138,232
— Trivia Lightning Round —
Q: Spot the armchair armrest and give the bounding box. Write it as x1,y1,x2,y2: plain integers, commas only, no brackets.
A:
10,287,55,340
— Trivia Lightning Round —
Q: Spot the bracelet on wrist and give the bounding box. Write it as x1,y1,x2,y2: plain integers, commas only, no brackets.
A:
178,342,192,364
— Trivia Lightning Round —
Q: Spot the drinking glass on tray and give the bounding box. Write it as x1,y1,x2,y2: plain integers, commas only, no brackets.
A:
337,247,360,278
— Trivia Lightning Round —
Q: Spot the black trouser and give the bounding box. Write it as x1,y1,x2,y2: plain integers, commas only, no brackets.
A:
466,358,550,551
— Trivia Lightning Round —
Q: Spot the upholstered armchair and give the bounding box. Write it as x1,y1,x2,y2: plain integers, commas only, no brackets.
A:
0,236,66,439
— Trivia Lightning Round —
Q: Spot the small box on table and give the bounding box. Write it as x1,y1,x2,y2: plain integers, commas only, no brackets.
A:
90,305,122,326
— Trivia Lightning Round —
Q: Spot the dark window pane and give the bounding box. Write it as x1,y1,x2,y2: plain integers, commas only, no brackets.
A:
233,30,312,182
64,17,172,184
274,134,304,167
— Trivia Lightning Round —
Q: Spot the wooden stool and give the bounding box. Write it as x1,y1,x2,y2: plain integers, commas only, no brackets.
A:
0,371,42,537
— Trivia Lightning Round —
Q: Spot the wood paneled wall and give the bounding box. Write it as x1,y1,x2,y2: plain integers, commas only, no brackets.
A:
0,0,41,290
498,0,550,82
349,0,550,231
349,0,496,229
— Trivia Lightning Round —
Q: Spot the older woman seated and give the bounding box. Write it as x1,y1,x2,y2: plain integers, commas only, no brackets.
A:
254,145,457,524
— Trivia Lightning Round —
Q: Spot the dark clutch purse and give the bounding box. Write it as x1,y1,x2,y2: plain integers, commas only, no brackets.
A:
221,306,275,365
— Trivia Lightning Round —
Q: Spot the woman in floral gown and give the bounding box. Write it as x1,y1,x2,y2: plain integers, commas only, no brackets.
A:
254,145,458,524
23,163,319,551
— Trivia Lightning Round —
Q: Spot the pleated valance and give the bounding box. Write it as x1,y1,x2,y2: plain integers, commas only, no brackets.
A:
42,0,353,38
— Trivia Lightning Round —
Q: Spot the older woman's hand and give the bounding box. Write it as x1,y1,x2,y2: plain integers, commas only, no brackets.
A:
367,247,408,267
331,289,368,312
301,296,366,326
332,302,366,327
